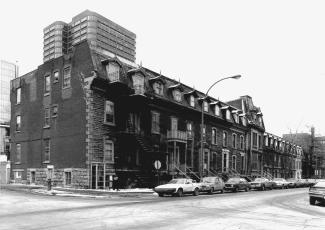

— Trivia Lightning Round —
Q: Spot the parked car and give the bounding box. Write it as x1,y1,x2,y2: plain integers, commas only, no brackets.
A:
224,177,251,192
249,177,274,190
295,179,307,188
199,176,225,194
272,178,289,189
286,178,298,188
309,181,325,205
153,178,200,197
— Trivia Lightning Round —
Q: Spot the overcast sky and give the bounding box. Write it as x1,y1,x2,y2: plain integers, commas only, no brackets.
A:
1,0,324,136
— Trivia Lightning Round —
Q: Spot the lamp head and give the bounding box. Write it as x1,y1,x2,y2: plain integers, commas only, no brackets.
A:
231,75,242,79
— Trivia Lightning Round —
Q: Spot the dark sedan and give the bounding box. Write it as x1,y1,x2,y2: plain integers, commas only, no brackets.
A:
224,177,251,192
250,177,274,191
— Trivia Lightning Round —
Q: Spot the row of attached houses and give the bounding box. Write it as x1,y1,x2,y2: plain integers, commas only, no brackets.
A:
9,41,302,189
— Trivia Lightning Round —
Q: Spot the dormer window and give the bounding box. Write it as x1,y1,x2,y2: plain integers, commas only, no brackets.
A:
173,89,182,102
226,110,231,120
233,112,239,123
203,101,208,112
106,62,120,82
190,95,195,107
153,82,164,95
132,74,145,95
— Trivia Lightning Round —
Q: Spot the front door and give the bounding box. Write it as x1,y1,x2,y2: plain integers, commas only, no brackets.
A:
91,163,105,189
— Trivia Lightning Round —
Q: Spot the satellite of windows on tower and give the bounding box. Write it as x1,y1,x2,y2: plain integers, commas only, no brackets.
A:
43,10,137,66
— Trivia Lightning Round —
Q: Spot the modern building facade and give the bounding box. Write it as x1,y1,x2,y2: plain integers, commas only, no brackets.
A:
43,10,136,64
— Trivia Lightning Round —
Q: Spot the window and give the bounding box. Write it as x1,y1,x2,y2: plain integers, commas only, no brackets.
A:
232,133,237,149
258,135,262,149
253,132,258,149
104,100,115,124
16,115,21,131
153,82,164,95
189,95,195,107
132,74,145,94
16,144,21,163
106,62,120,82
16,88,21,104
65,171,72,185
232,155,236,170
173,89,182,102
187,122,193,138
215,106,220,116
240,136,244,150
44,108,50,127
151,111,160,133
44,75,50,95
53,71,59,82
14,170,22,180
223,131,228,147
241,117,247,126
52,105,58,117
103,139,114,162
226,110,231,120
233,113,239,123
43,139,50,162
203,101,208,112
241,153,245,171
222,149,229,172
63,66,71,88
264,136,269,146
212,128,217,145
202,125,206,138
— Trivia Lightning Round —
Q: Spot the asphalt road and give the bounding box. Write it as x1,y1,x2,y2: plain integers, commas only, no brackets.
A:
0,187,324,230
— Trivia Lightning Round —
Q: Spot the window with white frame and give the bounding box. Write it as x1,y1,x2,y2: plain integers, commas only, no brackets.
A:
103,139,114,162
214,105,220,116
233,113,239,123
153,82,164,95
232,133,237,149
104,100,115,125
203,101,208,112
63,66,71,89
232,155,236,170
16,143,21,163
173,89,182,102
16,115,21,131
44,108,50,127
151,111,160,133
44,75,50,95
223,131,228,147
264,136,269,146
187,122,193,138
226,110,231,120
212,128,217,145
43,139,50,162
189,95,195,107
240,135,244,150
16,87,21,104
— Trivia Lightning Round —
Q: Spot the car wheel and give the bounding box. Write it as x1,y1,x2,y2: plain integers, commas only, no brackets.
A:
233,187,238,193
261,185,265,191
310,197,316,205
270,185,273,190
193,188,199,196
208,187,214,195
176,188,183,197
158,193,164,197
281,185,284,189
220,189,224,194
245,187,249,192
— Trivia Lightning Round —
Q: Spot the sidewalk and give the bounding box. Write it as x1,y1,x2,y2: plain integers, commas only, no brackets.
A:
0,183,157,198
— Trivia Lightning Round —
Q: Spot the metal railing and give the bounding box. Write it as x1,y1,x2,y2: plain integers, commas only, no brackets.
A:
167,130,187,141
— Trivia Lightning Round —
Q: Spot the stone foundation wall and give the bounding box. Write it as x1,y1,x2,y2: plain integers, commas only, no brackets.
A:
26,168,89,188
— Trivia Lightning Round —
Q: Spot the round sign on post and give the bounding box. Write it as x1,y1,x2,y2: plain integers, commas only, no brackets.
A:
154,160,161,170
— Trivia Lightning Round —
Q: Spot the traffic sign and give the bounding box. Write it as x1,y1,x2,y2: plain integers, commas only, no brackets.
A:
154,160,161,170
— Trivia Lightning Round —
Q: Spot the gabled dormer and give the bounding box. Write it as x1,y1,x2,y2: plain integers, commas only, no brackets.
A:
102,58,123,83
128,68,147,95
198,96,212,112
148,75,166,96
168,83,184,102
210,100,221,116
183,90,199,107
221,105,231,121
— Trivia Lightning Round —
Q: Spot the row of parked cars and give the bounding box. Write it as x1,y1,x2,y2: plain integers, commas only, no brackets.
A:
153,176,316,197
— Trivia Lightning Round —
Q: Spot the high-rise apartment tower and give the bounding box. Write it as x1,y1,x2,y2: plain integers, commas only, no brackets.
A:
43,10,136,64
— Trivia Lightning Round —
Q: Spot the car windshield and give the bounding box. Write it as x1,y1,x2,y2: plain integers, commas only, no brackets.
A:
314,182,325,187
227,178,240,183
202,177,216,183
254,178,265,182
168,179,186,184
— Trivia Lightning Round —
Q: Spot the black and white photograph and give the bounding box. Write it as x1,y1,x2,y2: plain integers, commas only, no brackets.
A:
1,0,325,229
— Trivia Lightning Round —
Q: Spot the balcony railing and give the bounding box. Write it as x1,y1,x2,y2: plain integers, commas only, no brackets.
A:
167,130,187,141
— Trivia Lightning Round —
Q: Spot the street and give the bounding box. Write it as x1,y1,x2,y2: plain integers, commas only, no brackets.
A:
0,188,324,230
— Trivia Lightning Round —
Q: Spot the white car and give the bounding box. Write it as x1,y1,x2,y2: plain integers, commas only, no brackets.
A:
154,178,200,197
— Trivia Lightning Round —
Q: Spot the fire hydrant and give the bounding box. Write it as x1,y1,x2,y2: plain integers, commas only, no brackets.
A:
47,178,52,191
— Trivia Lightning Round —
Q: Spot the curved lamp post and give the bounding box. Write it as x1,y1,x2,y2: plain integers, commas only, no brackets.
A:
199,75,242,179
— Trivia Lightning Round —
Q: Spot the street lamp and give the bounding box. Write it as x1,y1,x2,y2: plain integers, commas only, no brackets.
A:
199,75,242,179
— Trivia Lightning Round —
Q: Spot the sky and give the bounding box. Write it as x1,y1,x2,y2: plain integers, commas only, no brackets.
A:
1,0,324,136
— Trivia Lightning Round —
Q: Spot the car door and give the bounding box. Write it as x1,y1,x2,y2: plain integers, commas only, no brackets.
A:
184,179,193,192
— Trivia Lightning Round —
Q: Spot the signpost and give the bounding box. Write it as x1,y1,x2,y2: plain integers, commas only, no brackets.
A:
154,160,161,186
